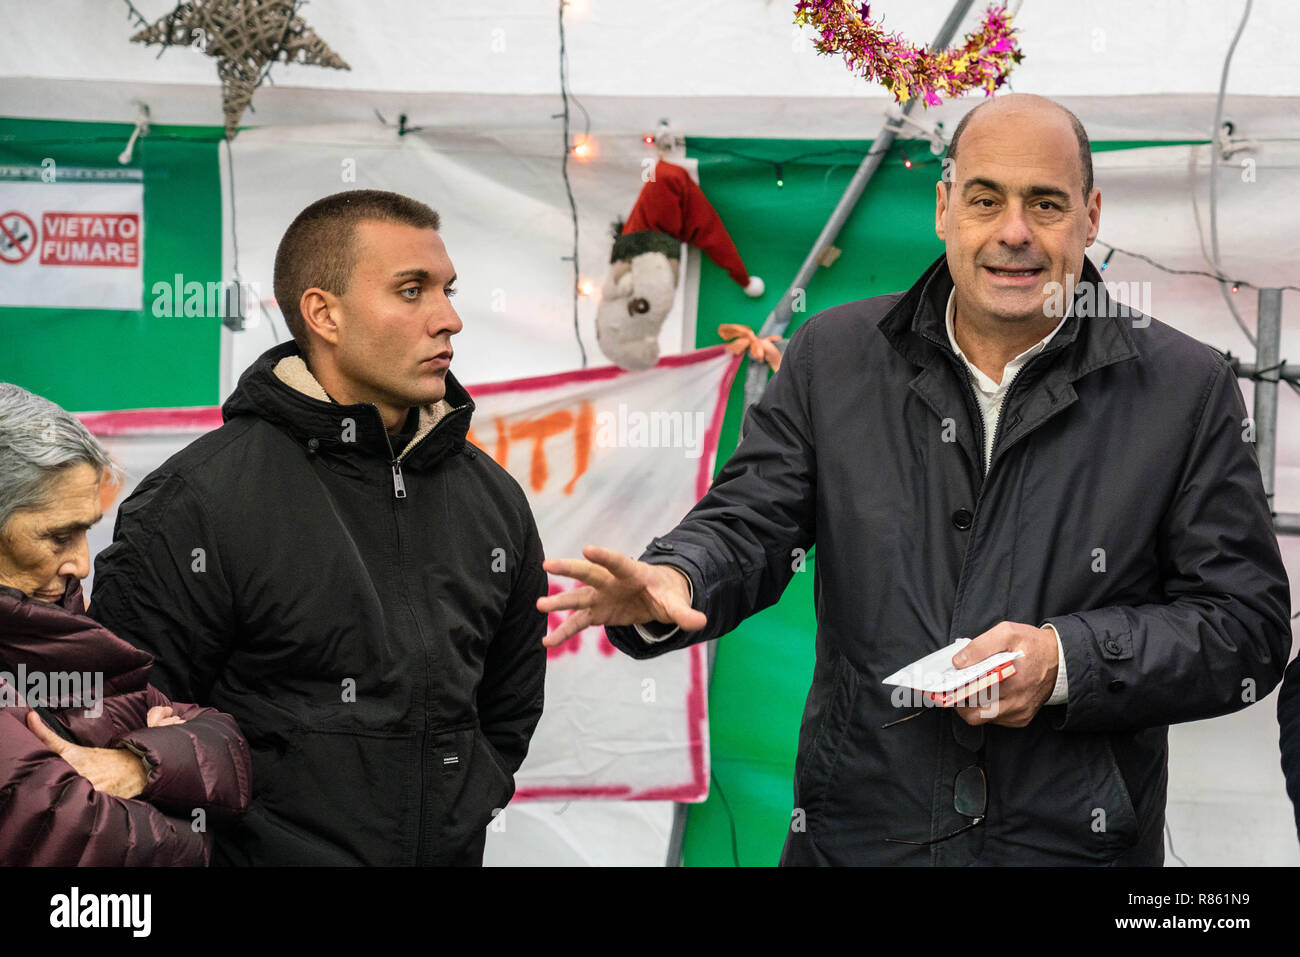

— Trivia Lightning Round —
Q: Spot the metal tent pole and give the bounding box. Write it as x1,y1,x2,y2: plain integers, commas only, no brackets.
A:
1232,359,1300,382
1254,288,1282,507
1248,287,1299,537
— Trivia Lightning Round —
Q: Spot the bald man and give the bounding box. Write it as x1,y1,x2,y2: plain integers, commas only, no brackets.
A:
539,94,1290,865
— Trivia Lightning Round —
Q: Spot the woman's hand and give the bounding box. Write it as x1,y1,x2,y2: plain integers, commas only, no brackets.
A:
146,705,185,727
25,711,150,799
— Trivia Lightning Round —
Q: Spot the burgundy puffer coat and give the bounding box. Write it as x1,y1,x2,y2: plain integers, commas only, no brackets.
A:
0,581,251,865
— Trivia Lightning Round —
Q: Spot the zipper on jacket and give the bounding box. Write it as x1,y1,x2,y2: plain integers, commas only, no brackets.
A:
373,400,471,500
381,441,433,862
373,406,430,859
375,405,450,862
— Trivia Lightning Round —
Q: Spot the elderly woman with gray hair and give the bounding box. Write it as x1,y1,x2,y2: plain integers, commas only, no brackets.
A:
0,383,250,865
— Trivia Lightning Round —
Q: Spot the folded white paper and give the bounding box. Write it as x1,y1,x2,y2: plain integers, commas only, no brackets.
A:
882,638,1025,694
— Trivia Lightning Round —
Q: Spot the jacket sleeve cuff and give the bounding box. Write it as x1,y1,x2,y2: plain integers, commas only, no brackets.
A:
111,713,250,816
633,567,694,644
111,726,197,807
1043,609,1133,731
1042,622,1068,706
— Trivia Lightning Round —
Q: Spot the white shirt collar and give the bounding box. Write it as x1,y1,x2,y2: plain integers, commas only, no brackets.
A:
944,288,1071,395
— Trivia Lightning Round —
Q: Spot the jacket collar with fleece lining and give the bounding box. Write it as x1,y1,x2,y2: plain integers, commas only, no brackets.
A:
222,341,475,465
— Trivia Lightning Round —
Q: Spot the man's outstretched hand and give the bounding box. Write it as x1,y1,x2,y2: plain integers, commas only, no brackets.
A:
538,545,707,647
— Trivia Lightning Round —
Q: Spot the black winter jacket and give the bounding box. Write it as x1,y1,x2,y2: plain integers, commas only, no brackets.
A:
608,253,1292,865
90,342,547,865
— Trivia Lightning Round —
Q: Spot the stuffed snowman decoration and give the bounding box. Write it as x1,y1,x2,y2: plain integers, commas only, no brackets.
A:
595,159,763,370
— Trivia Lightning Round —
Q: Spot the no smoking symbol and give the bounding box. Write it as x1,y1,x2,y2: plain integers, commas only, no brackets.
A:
0,211,37,264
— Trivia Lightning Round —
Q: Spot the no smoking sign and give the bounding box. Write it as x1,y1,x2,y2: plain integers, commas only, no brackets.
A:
0,211,37,264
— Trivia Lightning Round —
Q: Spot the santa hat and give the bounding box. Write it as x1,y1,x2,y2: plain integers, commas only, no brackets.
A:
621,160,764,297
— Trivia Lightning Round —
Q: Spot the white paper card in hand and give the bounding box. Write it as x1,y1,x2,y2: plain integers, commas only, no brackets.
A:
882,638,1025,694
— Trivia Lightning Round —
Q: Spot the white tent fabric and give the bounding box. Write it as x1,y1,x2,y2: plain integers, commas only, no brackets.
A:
4,0,1299,865
5,0,1300,139
218,126,702,392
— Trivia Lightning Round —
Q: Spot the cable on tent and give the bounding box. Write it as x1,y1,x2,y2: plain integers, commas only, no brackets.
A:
1093,242,1300,294
555,0,587,367
1094,241,1300,401
1209,1,1257,353
685,142,945,184
708,770,742,867
223,137,282,342
1094,1,1299,407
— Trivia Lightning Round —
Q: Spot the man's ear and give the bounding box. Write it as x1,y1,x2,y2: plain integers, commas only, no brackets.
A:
935,180,948,242
300,288,342,347
1083,187,1101,247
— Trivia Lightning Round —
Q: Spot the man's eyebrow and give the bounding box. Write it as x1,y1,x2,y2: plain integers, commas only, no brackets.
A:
391,269,457,285
961,177,1006,197
961,177,1072,203
1024,185,1073,203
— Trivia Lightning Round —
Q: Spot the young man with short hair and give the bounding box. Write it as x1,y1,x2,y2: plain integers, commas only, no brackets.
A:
92,190,548,865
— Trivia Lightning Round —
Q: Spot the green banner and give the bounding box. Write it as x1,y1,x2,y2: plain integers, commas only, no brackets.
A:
0,117,224,411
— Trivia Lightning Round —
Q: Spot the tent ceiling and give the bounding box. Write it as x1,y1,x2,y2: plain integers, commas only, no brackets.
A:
4,0,1299,139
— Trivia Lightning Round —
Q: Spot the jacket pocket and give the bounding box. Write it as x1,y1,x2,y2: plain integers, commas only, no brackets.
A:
1095,733,1141,855
797,655,859,830
1044,731,1141,862
421,726,514,866
245,728,419,865
983,726,1141,865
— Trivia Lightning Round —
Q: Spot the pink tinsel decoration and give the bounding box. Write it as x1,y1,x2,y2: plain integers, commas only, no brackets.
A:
793,1,1023,107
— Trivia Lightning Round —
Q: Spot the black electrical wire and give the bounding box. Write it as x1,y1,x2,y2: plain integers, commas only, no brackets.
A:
709,770,742,867
1096,241,1300,295
1098,241,1300,401
224,137,281,342
557,0,587,367
685,142,928,179
1210,0,1255,348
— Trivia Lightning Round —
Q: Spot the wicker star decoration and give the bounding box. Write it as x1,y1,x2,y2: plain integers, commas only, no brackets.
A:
130,0,350,139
